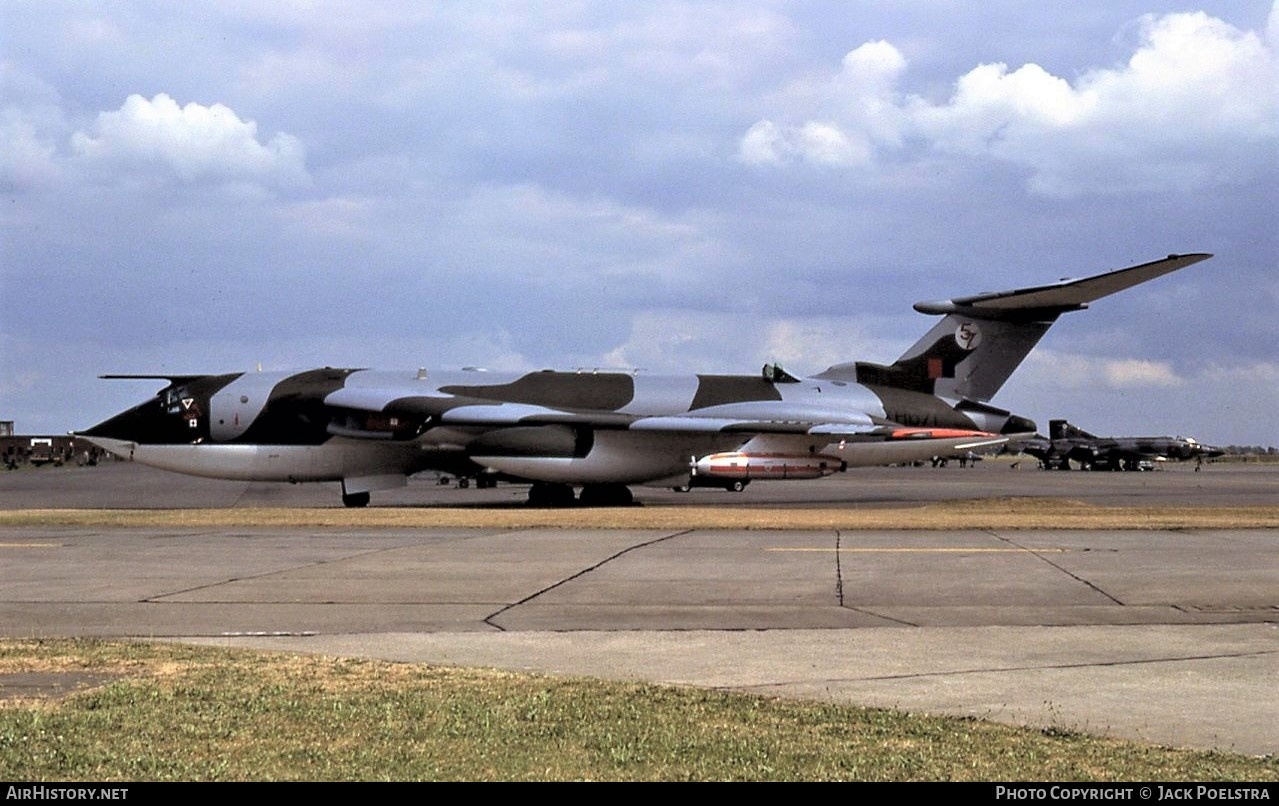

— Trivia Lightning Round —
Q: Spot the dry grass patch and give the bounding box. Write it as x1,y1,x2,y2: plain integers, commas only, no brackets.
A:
2,499,1278,530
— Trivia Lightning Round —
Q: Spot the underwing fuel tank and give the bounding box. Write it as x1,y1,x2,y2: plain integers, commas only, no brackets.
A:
693,452,846,481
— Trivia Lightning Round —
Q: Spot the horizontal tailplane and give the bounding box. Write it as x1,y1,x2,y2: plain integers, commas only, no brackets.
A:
816,253,1211,401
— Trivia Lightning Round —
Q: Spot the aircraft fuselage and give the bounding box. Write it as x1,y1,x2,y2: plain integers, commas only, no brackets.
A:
81,366,1024,492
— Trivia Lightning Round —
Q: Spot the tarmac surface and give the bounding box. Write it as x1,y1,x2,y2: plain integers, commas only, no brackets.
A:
1,460,1277,757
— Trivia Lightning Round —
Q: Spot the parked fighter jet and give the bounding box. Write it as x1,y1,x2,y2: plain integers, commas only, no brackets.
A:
1019,419,1224,471
79,253,1211,506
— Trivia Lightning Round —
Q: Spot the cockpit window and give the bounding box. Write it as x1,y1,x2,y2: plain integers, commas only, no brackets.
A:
162,386,191,414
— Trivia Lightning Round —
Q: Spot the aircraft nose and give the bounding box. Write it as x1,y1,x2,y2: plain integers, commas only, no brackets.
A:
79,397,183,444
80,386,212,445
80,374,240,446
76,402,171,462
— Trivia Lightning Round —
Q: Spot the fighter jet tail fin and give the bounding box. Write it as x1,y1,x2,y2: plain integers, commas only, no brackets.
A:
815,253,1211,401
1049,419,1097,440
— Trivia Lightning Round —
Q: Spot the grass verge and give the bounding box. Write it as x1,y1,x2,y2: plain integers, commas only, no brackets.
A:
1,638,1276,782
3,499,1279,530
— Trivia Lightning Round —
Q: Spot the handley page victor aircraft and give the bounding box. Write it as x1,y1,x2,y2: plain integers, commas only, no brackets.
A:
80,253,1212,506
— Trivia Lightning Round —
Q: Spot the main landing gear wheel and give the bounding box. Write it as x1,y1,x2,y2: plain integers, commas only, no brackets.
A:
342,491,370,508
578,483,634,507
527,482,576,508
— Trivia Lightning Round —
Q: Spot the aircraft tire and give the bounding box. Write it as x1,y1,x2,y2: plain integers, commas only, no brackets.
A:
342,491,371,508
528,482,576,508
580,483,634,507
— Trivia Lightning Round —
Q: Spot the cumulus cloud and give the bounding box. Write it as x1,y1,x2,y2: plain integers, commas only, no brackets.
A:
599,311,902,375
70,93,309,187
1022,351,1185,391
601,310,714,371
740,8,1279,194
0,113,59,190
760,317,904,374
738,120,787,165
277,196,377,240
737,40,905,168
430,182,715,287
0,65,66,190
1100,358,1183,388
1201,360,1279,385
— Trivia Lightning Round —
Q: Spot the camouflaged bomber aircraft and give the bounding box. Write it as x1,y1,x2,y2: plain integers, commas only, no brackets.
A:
79,253,1212,507
1019,419,1224,471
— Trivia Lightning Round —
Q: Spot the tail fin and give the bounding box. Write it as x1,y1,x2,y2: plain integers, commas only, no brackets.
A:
1049,419,1096,440
816,253,1211,401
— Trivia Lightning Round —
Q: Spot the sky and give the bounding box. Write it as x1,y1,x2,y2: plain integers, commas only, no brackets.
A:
2,1,1276,447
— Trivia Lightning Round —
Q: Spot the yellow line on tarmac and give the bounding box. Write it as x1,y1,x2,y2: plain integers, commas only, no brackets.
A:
0,543,61,548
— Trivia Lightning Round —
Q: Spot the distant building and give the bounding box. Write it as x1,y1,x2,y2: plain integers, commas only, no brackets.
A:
1,426,104,469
